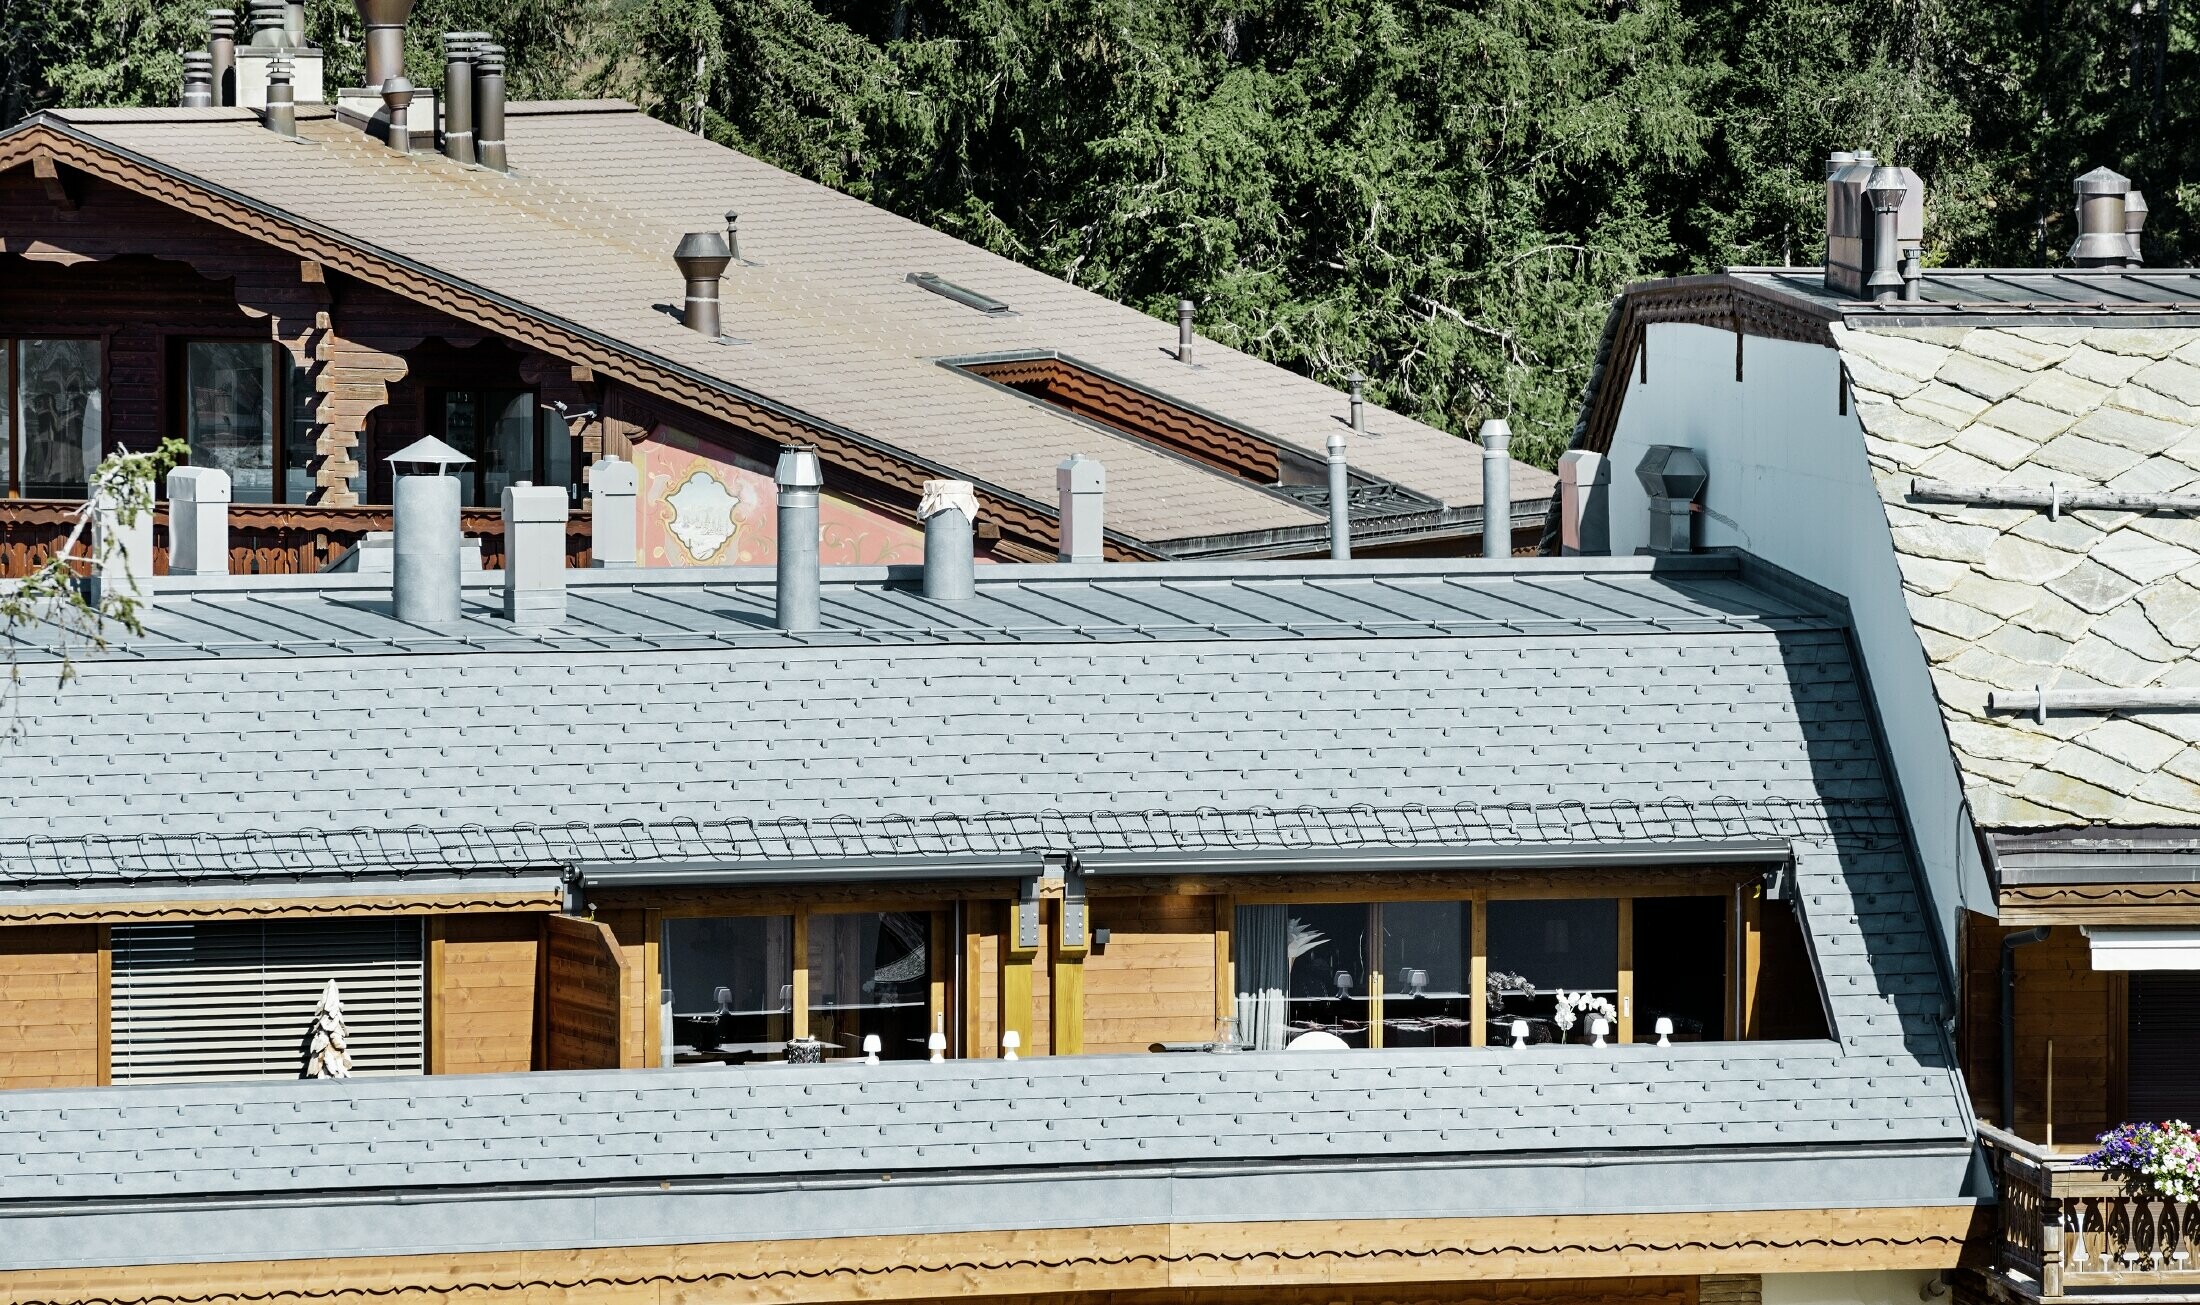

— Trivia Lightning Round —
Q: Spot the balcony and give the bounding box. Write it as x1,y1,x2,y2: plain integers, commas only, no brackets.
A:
1981,1123,2200,1299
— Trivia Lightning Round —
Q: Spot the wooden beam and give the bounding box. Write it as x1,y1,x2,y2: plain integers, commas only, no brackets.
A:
790,909,811,1041
642,909,663,1069
31,151,79,210
299,259,326,284
1213,894,1234,1031
1000,909,1035,1058
1469,894,1488,1048
94,924,112,1086
425,917,447,1076
929,910,948,1054
1740,886,1764,1040
0,890,563,926
1051,952,1084,1056
1617,897,1635,1044
962,902,990,1058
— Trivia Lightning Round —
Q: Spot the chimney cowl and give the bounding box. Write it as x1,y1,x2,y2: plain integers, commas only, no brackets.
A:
264,52,297,136
1864,166,1907,302
674,231,734,337
918,479,979,602
181,52,216,107
380,75,415,152
246,0,290,47
354,0,417,92
2070,166,2133,267
1636,444,1707,556
387,435,472,625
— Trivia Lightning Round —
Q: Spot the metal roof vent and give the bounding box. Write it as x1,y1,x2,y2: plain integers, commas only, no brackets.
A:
1865,166,1908,302
774,446,823,632
1824,149,1922,297
472,41,507,171
919,479,978,602
207,10,237,106
355,0,414,95
907,272,1010,316
380,76,415,152
386,435,472,625
2071,167,2133,267
180,52,216,107
440,33,477,165
1325,432,1350,560
674,231,734,338
1176,299,1196,363
2127,190,2151,267
1479,419,1512,558
1636,445,1707,556
264,53,297,136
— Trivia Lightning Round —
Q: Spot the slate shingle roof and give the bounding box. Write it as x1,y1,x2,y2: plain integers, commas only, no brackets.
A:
25,103,1554,551
1840,322,2200,828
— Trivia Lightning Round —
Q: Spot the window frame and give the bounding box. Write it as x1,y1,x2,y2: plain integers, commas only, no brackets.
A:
429,386,580,507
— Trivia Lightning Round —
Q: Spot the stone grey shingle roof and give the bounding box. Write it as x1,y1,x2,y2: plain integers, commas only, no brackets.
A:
1840,322,2200,828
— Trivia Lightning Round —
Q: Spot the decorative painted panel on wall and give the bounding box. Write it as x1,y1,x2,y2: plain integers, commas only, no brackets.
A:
637,427,925,567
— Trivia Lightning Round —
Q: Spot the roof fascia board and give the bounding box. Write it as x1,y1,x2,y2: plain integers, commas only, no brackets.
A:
0,117,1079,548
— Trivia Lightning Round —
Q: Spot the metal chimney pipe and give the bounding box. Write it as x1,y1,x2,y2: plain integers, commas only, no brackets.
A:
1348,370,1365,434
725,210,742,263
2125,190,2149,267
1479,419,1512,560
246,0,289,46
2070,167,2132,267
264,53,296,136
354,0,416,93
1176,298,1195,363
381,76,414,152
1325,432,1350,560
1056,454,1105,563
919,479,978,602
774,446,823,632
472,42,507,172
207,10,237,106
1636,445,1708,556
673,231,733,337
1865,166,1906,302
1899,246,1923,302
500,482,568,626
388,437,471,625
181,52,216,107
166,466,232,575
282,0,305,45
586,455,638,568
441,33,476,165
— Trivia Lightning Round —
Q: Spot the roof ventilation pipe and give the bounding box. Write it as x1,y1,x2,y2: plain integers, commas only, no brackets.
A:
725,210,742,263
2126,190,2150,267
380,76,415,152
472,42,507,172
207,10,237,106
774,446,822,632
264,53,297,136
673,230,733,337
1056,453,1105,563
1557,449,1610,557
1176,298,1195,364
501,482,567,626
919,479,978,602
181,52,216,107
1479,418,1512,559
354,0,415,96
165,466,232,576
283,0,305,44
86,475,155,607
1348,370,1366,434
1865,166,1908,302
1326,432,1351,560
387,436,473,625
1636,445,1707,556
2070,167,2133,267
440,33,476,165
587,456,638,568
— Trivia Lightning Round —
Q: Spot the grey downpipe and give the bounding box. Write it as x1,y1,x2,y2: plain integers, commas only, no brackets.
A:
2001,926,2051,1133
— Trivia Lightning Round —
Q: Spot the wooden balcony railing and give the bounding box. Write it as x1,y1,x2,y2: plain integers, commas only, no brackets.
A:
0,499,591,577
1981,1122,2200,1297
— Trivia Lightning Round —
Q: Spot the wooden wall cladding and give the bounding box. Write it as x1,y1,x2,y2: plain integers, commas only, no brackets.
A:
0,924,100,1089
1083,895,1222,1054
435,915,540,1076
540,915,626,1071
1962,914,2122,1143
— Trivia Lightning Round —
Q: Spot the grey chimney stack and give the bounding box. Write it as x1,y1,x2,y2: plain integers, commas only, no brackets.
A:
181,53,216,107
440,34,476,165
387,436,472,625
1636,445,1708,556
2070,167,2132,267
1056,453,1105,563
587,456,638,568
673,230,734,337
264,53,296,136
919,479,978,602
1556,449,1610,557
774,446,823,632
166,466,232,576
354,0,415,95
1479,419,1513,559
500,482,567,626
380,76,414,152
473,42,507,172
2126,190,2149,266
1325,431,1350,560
1864,166,1907,302
1176,299,1195,363
208,10,237,106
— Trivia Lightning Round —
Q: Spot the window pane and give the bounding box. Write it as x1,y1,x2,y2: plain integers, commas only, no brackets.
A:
1487,899,1619,1044
661,915,793,1063
186,342,276,503
284,357,315,503
1379,901,1472,1048
481,390,533,504
442,390,481,471
809,911,931,1060
1279,902,1372,1048
540,407,575,503
1633,896,1726,1043
18,339,102,497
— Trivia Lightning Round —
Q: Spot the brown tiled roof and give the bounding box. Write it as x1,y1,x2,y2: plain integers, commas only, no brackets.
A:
30,102,1549,551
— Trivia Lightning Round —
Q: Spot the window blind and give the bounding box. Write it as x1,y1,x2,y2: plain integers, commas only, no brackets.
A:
110,919,425,1083
2129,971,2200,1123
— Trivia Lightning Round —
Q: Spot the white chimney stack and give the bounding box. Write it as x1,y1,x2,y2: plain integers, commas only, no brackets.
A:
1056,454,1105,563
587,456,638,569
919,479,978,602
1557,449,1610,557
88,477,156,606
500,482,567,626
165,466,232,576
387,435,471,625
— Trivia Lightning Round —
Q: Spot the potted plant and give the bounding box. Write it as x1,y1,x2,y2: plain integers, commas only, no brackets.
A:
2084,1121,2200,1203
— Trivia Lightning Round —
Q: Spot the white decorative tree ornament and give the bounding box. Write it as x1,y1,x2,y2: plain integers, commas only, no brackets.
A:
305,978,353,1079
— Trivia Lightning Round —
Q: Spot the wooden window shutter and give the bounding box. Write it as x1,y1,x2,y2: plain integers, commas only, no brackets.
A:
110,920,425,1083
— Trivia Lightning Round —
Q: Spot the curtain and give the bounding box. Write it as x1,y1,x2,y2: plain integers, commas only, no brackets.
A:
1234,904,1289,1050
